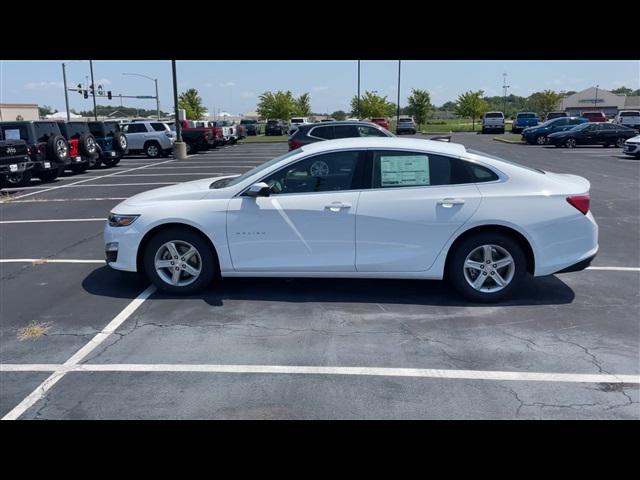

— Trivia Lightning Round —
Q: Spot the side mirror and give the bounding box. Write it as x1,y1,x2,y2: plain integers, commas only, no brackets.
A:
245,182,271,197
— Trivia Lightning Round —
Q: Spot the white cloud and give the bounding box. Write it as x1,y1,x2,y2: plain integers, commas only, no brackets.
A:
219,81,236,87
24,81,64,90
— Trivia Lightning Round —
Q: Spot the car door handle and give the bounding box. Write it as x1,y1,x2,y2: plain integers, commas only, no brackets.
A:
437,198,465,207
325,202,352,212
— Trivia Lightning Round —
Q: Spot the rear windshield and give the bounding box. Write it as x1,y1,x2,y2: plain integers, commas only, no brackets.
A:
65,123,89,137
620,111,640,117
582,112,603,118
467,149,545,174
517,113,536,118
398,118,413,122
240,120,256,124
290,118,304,123
485,112,504,118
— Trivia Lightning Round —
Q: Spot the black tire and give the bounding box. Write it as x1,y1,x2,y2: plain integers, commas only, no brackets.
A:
112,132,128,154
70,162,89,174
143,227,217,294
535,134,547,145
37,165,63,182
1,170,32,188
185,142,196,155
101,156,120,168
564,137,577,148
144,141,162,158
79,133,98,157
615,137,626,148
46,135,69,163
447,232,527,303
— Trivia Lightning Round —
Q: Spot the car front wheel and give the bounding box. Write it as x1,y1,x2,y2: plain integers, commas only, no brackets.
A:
536,135,547,145
615,137,626,148
143,228,216,294
564,138,577,148
447,233,526,303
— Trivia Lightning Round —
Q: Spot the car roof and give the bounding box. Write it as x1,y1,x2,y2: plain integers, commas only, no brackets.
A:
298,137,467,156
303,120,381,127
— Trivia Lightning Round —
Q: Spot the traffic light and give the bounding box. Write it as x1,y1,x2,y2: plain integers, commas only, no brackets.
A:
107,91,112,100
83,90,88,99
77,84,83,95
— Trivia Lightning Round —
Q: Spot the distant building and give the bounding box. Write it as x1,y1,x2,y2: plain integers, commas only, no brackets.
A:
560,87,640,118
0,103,39,121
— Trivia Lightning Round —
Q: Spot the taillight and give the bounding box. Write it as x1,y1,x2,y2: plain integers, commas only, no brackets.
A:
567,194,590,215
288,139,302,151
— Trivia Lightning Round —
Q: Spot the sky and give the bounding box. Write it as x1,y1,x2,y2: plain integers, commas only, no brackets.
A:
1,60,638,115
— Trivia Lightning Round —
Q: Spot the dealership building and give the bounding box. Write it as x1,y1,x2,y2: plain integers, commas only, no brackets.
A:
560,87,640,118
0,103,39,121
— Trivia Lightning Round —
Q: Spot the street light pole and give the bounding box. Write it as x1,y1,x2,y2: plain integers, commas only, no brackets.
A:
89,60,98,120
502,73,510,116
62,63,70,121
357,60,361,118
396,60,401,125
122,72,160,120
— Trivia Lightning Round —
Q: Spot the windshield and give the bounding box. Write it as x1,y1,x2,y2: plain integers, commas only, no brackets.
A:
210,150,300,189
571,123,593,131
291,118,304,123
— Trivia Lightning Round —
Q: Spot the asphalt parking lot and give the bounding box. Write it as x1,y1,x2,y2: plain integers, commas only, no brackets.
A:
1,134,638,419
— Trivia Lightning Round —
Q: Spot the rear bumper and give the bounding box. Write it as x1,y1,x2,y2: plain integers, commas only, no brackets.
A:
554,252,597,274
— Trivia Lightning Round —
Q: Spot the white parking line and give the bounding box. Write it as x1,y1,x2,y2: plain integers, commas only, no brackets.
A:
3,159,175,201
587,266,640,272
1,363,637,385
1,182,178,191
0,258,105,264
0,218,105,224
1,285,156,421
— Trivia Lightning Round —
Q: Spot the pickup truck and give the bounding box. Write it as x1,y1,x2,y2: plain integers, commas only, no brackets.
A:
175,120,217,154
581,111,607,122
288,117,311,135
511,112,539,133
0,137,34,187
207,121,233,146
614,110,640,130
482,111,505,134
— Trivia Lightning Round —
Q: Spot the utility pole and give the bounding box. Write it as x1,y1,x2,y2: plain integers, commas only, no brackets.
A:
502,73,510,116
154,78,160,120
89,60,98,120
594,85,599,108
172,60,182,143
357,60,361,118
62,63,70,121
396,60,402,124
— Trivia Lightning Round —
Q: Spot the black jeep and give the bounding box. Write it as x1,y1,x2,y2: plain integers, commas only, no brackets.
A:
0,121,70,182
87,121,128,168
57,121,100,173
0,132,34,188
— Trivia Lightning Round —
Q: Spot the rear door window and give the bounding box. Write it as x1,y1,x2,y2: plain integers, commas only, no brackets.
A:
333,125,360,138
358,125,388,137
311,126,334,139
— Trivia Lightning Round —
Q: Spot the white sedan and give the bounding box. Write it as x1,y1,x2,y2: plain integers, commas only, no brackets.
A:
104,137,598,302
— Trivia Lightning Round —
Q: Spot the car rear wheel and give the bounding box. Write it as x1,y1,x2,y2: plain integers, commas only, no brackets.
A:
536,135,547,145
37,165,63,182
101,157,120,168
143,228,217,294
615,137,626,148
447,232,527,303
145,141,161,158
564,138,577,148
2,170,32,188
70,163,89,174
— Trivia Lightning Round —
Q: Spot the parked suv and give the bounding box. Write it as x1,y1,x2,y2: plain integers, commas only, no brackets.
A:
87,121,128,167
521,116,587,145
396,117,417,135
614,110,640,130
0,120,69,182
288,121,393,150
265,120,285,136
370,117,390,130
0,134,33,188
481,111,505,134
57,121,99,173
511,112,539,133
581,111,607,122
240,119,259,136
122,121,174,158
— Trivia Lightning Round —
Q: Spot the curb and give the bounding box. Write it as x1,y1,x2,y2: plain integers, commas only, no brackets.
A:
493,136,524,144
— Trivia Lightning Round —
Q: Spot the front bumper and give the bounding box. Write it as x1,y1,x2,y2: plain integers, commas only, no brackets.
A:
104,222,142,272
623,142,640,154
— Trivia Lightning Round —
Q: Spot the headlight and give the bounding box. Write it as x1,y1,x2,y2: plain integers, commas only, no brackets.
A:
108,213,139,227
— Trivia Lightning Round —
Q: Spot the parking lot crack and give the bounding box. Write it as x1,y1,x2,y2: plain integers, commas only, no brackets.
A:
552,335,611,375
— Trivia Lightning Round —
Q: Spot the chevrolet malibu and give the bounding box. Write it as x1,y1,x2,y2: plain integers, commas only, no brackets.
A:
104,137,598,302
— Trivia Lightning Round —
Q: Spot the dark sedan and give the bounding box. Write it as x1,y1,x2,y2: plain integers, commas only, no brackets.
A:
288,121,393,150
522,116,587,145
547,122,637,148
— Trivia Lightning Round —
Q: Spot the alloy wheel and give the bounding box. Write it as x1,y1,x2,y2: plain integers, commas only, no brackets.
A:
536,135,547,145
463,244,515,293
154,240,202,287
565,138,576,148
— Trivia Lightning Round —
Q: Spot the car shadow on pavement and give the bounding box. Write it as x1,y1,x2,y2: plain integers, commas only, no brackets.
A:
82,267,575,307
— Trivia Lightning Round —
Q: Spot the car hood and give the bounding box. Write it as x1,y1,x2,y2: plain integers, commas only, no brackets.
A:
122,175,238,205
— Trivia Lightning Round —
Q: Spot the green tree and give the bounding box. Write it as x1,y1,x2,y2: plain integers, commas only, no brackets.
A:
406,88,433,128
331,110,347,120
178,88,207,120
527,90,562,119
439,101,457,111
38,105,56,117
350,91,395,119
454,91,488,131
611,86,634,95
256,90,298,120
295,93,312,116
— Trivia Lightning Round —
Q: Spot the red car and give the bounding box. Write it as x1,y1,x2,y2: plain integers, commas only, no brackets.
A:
370,117,390,130
581,111,607,122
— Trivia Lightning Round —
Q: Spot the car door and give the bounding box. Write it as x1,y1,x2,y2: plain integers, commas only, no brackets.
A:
578,124,598,144
226,149,365,272
123,123,145,150
356,149,483,272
